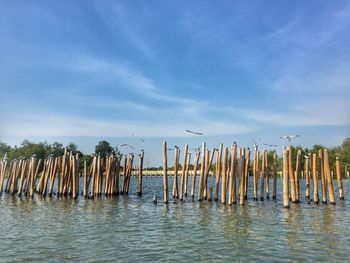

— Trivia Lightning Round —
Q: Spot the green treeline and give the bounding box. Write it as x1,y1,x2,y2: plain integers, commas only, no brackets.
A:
1,138,349,173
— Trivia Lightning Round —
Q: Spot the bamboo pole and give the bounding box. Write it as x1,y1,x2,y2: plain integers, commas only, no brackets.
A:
137,150,144,196
184,152,191,197
179,144,188,201
312,153,319,204
335,157,344,200
288,145,296,203
190,150,200,200
318,149,327,203
162,141,168,204
264,150,269,199
239,149,245,205
244,148,250,199
228,144,237,205
48,157,58,196
214,143,223,202
83,160,88,197
305,155,310,199
260,150,265,201
253,147,259,201
172,148,179,198
204,149,215,200
272,152,277,199
0,160,8,194
295,149,301,203
221,147,228,204
18,161,27,196
198,142,206,201
283,150,290,208
323,149,335,204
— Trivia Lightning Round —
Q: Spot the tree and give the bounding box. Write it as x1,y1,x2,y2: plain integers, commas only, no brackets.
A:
95,140,113,158
50,142,64,157
0,141,11,158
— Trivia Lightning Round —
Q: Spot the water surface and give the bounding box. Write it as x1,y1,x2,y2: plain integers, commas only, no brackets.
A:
1,177,349,262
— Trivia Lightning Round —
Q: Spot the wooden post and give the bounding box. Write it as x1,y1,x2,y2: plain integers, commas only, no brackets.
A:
198,142,206,201
244,148,250,199
312,153,319,204
288,145,296,203
335,157,344,200
172,148,179,198
253,147,259,201
260,150,265,201
283,150,290,208
228,144,237,205
318,149,327,203
305,155,310,199
239,149,245,205
265,150,269,199
295,149,301,203
48,157,58,196
137,150,144,196
221,147,228,204
190,150,200,199
214,143,223,201
180,144,188,201
184,152,191,197
204,149,215,200
83,160,87,197
323,149,335,204
272,152,277,199
162,142,168,204
0,160,8,194
203,150,209,199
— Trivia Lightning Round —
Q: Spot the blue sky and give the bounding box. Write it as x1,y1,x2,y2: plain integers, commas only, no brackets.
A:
0,1,349,165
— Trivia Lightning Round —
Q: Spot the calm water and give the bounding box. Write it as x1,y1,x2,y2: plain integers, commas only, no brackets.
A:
0,177,349,262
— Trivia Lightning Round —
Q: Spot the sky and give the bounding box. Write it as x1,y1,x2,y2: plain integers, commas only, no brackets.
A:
0,0,349,166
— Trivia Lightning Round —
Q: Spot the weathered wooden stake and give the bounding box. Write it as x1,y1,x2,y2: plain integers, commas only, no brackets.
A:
162,141,168,204
323,149,335,204
137,150,144,196
228,144,237,205
305,155,310,199
179,144,188,201
198,142,206,201
190,150,200,199
184,152,191,197
335,157,344,200
312,153,319,204
244,148,250,199
283,150,290,208
221,147,228,204
260,149,265,201
295,149,301,203
272,152,277,199
253,147,259,201
288,145,296,203
214,143,223,202
318,149,327,203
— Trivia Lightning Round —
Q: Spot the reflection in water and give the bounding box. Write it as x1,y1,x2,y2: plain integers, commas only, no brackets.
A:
0,177,349,262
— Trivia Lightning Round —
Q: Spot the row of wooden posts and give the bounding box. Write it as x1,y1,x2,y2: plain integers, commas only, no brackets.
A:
0,149,144,198
162,142,345,207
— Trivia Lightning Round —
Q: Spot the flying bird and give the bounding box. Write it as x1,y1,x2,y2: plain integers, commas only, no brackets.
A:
263,143,278,147
185,129,203,135
280,134,300,142
120,144,135,149
252,138,261,148
140,138,145,142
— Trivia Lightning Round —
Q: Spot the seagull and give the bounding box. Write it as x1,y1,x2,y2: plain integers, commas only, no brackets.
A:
140,138,145,142
120,144,135,149
263,143,278,147
280,134,300,142
185,129,203,135
252,138,260,148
